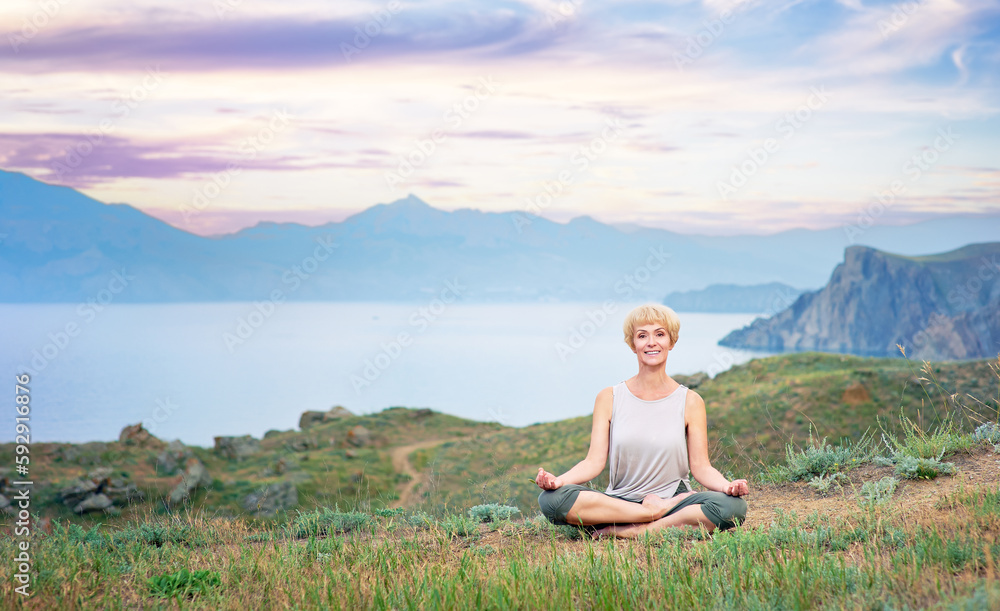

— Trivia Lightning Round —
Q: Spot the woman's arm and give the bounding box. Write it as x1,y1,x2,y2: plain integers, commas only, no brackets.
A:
686,390,749,496
536,386,613,489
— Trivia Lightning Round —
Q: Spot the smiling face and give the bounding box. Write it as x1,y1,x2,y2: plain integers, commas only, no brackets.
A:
632,323,672,366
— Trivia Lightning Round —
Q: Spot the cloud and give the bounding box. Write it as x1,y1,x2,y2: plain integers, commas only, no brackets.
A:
0,10,560,72
0,132,308,188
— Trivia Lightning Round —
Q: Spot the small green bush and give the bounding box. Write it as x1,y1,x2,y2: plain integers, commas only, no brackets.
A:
147,568,221,599
972,422,1000,444
784,434,854,481
373,507,405,518
859,477,899,507
407,511,436,529
440,514,478,538
289,509,371,538
894,454,955,479
808,472,850,495
468,503,520,523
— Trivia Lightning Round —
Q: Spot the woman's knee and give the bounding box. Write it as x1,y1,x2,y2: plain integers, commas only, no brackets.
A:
700,493,747,530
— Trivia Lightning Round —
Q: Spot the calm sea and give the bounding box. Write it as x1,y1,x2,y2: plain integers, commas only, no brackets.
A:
0,302,771,446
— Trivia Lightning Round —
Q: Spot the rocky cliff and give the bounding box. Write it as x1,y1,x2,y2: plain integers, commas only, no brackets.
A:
719,243,1000,360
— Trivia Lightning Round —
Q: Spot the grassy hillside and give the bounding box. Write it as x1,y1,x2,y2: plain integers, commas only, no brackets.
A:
408,353,998,513
3,418,999,609
6,352,997,524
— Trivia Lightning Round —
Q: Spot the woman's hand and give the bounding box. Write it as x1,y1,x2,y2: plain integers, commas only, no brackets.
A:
535,468,563,490
724,479,749,497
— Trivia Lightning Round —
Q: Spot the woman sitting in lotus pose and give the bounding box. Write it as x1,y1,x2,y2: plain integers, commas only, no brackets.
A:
535,304,748,537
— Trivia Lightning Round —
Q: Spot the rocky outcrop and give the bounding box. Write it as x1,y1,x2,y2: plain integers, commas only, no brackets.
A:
242,481,298,517
119,423,165,449
168,458,212,506
720,243,1000,360
299,405,353,430
664,282,804,314
57,467,144,515
156,440,193,475
346,425,372,447
673,372,708,389
214,435,260,461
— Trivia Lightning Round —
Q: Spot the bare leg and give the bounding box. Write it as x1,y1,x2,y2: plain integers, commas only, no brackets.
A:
592,504,716,539
564,491,694,526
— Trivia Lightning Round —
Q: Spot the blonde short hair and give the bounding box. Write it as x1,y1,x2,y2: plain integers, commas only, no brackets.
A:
623,304,680,351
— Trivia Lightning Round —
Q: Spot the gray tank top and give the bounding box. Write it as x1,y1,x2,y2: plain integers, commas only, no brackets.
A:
605,380,690,501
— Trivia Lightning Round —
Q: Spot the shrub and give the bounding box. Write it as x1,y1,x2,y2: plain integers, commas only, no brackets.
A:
468,504,520,523
440,514,478,538
894,455,955,480
111,521,208,548
784,433,854,481
859,477,899,507
147,568,221,599
972,422,1000,444
289,509,371,538
373,507,405,518
808,472,850,495
407,511,437,529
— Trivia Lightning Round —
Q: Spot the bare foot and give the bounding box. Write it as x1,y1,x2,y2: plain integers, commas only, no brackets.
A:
591,525,615,539
641,491,694,520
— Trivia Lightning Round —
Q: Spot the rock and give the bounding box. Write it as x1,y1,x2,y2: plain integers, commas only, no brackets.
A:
675,372,708,389
119,423,165,449
299,406,354,429
263,429,285,439
55,442,111,465
841,382,871,405
719,243,1000,360
346,425,372,448
345,449,358,459
168,458,212,506
242,481,298,517
0,494,12,515
58,478,99,508
74,493,112,514
298,411,326,430
87,467,114,482
287,437,317,452
327,405,353,419
156,440,193,475
213,435,260,461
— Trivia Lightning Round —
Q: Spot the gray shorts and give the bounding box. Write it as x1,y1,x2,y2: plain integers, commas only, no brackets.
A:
537,481,747,531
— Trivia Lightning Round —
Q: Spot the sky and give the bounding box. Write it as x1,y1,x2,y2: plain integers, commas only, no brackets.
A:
1,0,998,236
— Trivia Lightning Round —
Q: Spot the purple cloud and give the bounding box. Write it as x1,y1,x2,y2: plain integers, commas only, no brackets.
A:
0,12,557,72
0,132,308,188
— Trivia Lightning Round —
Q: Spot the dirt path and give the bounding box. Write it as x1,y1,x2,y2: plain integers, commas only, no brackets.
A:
389,439,453,509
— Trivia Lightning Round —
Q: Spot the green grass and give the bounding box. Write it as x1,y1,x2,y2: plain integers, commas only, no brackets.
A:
4,353,999,608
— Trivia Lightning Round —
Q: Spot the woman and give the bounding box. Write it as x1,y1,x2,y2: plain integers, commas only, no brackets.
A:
535,304,748,538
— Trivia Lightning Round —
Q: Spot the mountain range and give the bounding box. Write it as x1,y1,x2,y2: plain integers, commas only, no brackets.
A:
3,168,1000,304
